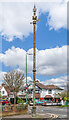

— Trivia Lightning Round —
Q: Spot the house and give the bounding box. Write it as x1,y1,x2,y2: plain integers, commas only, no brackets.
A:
25,80,63,102
35,81,63,102
0,81,63,103
0,83,13,100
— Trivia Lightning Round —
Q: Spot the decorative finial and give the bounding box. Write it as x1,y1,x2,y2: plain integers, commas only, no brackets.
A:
34,4,36,9
33,4,36,13
30,5,40,24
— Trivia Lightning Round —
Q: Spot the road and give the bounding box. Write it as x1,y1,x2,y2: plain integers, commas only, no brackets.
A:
28,105,68,118
2,105,68,119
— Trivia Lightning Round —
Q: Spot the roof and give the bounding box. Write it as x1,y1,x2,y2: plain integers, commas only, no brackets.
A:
4,86,13,95
35,82,46,89
44,95,53,98
2,96,7,98
45,85,63,90
18,94,26,96
35,82,63,90
2,83,6,86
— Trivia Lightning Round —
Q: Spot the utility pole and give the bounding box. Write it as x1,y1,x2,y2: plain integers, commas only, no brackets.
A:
30,5,40,116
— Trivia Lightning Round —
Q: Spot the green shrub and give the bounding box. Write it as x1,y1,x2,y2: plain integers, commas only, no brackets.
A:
17,98,25,104
64,97,69,102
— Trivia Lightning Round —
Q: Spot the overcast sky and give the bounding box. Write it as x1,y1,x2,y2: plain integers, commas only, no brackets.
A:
0,0,68,89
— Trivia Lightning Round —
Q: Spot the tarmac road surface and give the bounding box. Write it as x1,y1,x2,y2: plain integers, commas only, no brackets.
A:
28,105,68,118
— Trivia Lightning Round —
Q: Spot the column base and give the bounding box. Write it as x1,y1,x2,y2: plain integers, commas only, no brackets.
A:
32,106,36,117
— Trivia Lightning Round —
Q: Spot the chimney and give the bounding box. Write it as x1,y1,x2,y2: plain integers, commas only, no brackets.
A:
35,80,39,83
2,83,6,87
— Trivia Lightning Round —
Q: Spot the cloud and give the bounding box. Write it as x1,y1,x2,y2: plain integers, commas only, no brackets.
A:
24,76,32,84
0,46,26,70
0,0,68,3
0,2,34,41
46,2,67,30
22,75,67,89
0,0,67,41
37,1,67,30
41,75,67,89
0,71,7,85
37,45,67,76
0,45,67,76
0,70,67,89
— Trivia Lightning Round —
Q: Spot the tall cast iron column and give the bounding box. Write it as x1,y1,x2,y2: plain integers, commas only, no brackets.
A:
32,5,36,116
30,5,40,116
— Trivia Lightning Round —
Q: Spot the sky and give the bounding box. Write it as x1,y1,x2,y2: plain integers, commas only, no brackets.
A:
0,0,68,89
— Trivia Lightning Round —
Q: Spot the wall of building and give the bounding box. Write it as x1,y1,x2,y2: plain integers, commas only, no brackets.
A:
1,86,7,97
40,89,62,98
40,89,47,98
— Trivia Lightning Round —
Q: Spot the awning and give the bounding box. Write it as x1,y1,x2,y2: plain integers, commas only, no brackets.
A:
44,95,53,98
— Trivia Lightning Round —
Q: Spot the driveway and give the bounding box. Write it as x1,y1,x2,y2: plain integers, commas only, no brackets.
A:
28,105,68,118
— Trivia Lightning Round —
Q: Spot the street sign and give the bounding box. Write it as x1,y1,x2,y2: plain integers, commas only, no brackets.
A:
25,89,28,93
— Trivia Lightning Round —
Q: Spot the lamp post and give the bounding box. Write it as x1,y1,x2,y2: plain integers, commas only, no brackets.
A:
26,53,28,104
30,5,40,116
25,53,33,104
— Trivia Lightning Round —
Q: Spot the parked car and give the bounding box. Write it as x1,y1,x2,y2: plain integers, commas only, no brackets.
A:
0,99,10,105
30,101,44,106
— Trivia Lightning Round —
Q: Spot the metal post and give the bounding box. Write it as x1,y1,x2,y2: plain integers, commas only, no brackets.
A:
33,24,36,105
30,5,40,116
26,53,27,104
32,5,36,116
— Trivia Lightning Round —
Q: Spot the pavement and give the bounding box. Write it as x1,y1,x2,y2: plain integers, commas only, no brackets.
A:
2,112,58,119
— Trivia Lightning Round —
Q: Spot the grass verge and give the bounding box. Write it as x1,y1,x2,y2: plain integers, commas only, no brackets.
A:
58,105,69,107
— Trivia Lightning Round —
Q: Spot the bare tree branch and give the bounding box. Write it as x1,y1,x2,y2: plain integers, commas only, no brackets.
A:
4,70,24,104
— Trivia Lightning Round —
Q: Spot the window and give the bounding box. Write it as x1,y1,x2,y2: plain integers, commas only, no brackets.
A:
48,89,52,94
2,91,4,94
35,90,40,93
22,90,23,93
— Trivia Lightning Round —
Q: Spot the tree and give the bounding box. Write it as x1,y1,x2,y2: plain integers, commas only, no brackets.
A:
4,70,24,104
58,91,67,98
58,90,69,102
